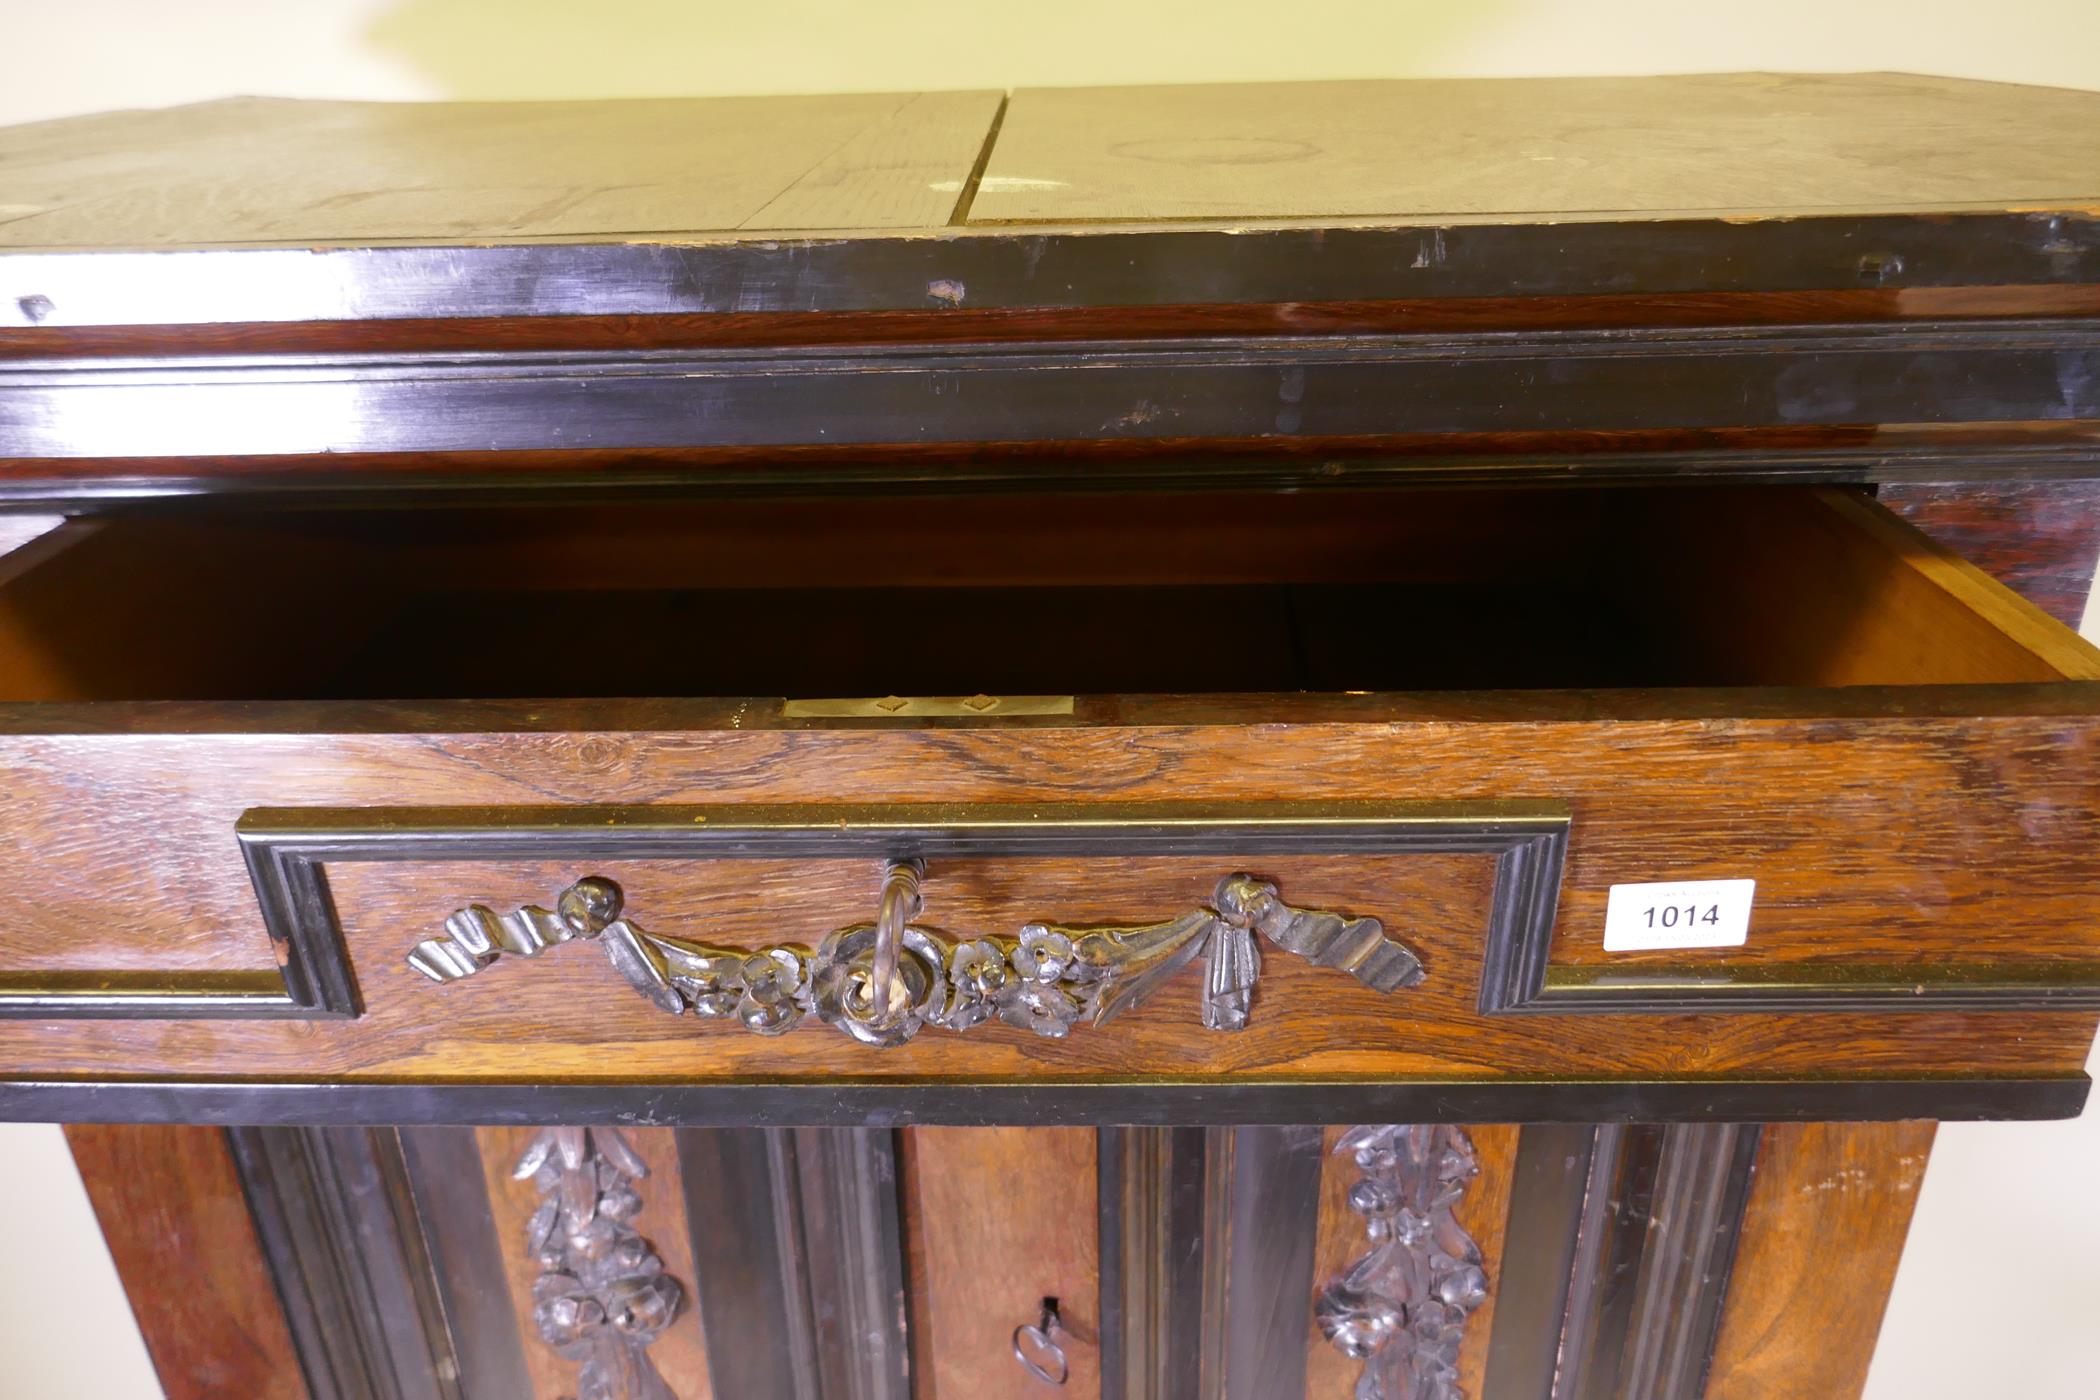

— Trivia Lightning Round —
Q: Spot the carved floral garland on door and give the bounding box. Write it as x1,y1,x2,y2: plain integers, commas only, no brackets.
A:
515,1126,683,1400
1317,1124,1489,1400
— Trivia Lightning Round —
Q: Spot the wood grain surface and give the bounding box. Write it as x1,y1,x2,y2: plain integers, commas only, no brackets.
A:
9,286,2100,363
1881,480,2100,630
1625,484,2100,690
476,1126,713,1400
64,1124,308,1399
0,91,1002,246
903,1126,1100,1400
10,75,2095,247
977,73,2100,223
0,425,2095,511
1304,1123,1518,1400
1704,1122,1937,1400
0,704,2097,1081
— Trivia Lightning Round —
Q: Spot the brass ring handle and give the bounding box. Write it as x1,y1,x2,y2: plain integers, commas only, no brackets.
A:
866,858,924,1028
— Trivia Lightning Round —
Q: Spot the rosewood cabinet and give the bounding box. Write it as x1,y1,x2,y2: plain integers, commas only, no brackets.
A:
5,71,2100,1399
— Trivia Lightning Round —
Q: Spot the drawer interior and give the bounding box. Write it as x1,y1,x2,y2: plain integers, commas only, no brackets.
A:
0,484,2089,702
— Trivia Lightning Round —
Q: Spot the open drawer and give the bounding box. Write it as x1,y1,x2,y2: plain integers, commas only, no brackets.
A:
0,484,2095,1123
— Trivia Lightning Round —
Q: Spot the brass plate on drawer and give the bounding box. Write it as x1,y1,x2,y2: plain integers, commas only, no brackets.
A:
782,695,1075,718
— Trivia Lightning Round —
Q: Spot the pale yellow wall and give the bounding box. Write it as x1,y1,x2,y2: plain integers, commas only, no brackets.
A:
3,0,2100,127
1,2,2097,1397
314,0,2100,99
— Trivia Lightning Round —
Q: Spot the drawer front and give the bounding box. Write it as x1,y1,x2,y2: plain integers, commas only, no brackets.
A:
0,705,2098,1122
0,484,2097,1121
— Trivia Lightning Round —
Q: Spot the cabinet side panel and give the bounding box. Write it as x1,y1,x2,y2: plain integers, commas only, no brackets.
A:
64,1124,308,1399
1704,1121,1937,1400
1879,480,2100,631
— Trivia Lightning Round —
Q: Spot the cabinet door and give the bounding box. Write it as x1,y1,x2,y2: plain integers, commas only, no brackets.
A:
69,1120,1932,1400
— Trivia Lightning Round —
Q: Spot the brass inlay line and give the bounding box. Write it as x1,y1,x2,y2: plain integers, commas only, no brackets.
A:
782,694,1074,718
1549,960,2100,990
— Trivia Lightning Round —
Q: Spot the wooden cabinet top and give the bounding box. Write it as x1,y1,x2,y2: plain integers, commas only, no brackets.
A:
1,73,2096,489
977,72,2100,226
2,71,2096,249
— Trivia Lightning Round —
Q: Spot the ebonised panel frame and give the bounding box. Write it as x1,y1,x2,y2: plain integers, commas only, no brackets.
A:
677,1127,912,1400
4,1076,2084,1127
235,795,1569,1015
1097,1124,1324,1400
1481,927,2100,1016
0,980,344,1021
228,1126,508,1400
7,440,2100,513
1484,1123,1763,1400
3,213,2096,330
1500,962,2100,1014
6,320,2099,462
229,1125,547,1400
0,925,358,1021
